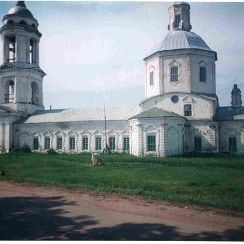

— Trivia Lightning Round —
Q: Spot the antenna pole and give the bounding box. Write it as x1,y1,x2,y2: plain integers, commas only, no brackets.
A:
103,104,108,153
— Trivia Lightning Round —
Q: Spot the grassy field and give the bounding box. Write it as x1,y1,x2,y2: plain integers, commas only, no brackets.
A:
0,152,243,212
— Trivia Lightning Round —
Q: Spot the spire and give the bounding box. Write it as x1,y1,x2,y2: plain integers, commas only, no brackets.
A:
168,2,192,32
15,1,26,7
231,84,242,108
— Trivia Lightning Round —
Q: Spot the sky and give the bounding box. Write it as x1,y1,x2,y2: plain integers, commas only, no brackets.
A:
0,1,244,109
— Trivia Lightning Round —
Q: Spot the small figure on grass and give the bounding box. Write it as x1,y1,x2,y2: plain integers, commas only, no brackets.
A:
91,152,103,166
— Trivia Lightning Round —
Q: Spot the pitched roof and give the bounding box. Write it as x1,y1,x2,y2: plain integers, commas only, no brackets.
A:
145,31,215,59
130,107,181,119
22,105,142,124
216,106,244,121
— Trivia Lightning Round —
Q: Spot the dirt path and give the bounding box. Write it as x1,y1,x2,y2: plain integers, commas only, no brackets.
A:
0,181,243,240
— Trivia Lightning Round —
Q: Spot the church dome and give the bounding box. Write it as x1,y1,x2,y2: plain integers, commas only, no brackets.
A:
146,31,213,59
144,2,217,60
8,1,34,18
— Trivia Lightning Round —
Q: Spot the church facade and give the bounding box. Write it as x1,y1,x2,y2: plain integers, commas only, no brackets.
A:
0,1,243,156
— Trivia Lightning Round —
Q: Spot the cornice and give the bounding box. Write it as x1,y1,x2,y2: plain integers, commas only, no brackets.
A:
0,63,46,77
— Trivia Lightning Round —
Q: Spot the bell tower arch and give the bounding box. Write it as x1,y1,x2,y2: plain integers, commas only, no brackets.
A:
0,1,46,114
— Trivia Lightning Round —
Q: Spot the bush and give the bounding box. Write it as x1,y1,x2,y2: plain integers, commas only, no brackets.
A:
12,145,31,153
47,148,57,155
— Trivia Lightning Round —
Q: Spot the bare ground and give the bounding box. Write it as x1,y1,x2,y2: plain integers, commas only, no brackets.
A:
0,180,243,240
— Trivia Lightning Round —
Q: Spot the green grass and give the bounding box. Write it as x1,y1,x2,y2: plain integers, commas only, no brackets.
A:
0,152,243,212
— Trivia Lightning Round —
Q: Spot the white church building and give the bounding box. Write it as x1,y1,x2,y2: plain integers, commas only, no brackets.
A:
0,1,243,156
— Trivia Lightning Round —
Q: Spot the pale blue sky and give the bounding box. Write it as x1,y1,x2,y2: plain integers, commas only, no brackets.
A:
0,1,244,109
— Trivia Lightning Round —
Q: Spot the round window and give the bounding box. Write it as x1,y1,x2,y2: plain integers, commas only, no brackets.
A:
171,95,179,103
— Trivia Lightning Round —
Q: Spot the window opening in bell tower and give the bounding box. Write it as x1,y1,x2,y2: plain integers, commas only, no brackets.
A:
174,14,181,28
5,81,14,103
31,82,39,105
30,39,34,64
8,36,16,62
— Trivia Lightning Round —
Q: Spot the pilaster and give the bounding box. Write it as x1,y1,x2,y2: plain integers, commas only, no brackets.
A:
160,123,166,157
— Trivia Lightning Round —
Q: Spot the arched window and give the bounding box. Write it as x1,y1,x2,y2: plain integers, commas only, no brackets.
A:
31,82,39,105
4,81,14,103
8,36,16,62
30,39,34,64
169,60,182,84
7,20,13,25
19,20,27,25
198,61,207,82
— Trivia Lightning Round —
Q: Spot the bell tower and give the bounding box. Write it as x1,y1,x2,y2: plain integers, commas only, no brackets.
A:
0,1,45,114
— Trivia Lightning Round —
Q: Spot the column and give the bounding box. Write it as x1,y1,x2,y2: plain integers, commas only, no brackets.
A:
35,40,39,65
3,36,9,63
137,124,143,156
4,123,10,153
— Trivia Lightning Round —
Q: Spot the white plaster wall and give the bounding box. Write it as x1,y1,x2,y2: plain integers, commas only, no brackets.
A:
129,116,185,157
145,57,160,99
163,55,191,94
164,117,184,156
184,121,218,153
144,49,216,100
218,120,244,154
15,120,131,153
190,54,216,95
130,119,141,156
141,93,216,120
0,114,23,153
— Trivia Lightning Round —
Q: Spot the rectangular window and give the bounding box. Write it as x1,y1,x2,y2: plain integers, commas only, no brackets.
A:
229,137,237,153
184,104,192,116
123,137,130,151
200,67,206,82
82,136,89,150
33,137,39,150
44,137,51,150
95,136,102,150
170,66,178,81
109,136,116,151
194,137,202,152
174,14,181,28
69,136,75,150
150,71,154,86
57,137,63,150
147,135,156,151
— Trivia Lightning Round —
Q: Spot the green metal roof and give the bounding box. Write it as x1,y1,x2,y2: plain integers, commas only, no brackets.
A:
130,107,180,119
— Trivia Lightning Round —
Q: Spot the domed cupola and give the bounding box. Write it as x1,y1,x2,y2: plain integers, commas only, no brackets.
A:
1,1,40,30
145,2,217,59
8,1,34,18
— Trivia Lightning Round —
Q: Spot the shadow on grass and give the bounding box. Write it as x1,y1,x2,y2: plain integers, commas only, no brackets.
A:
0,196,243,240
